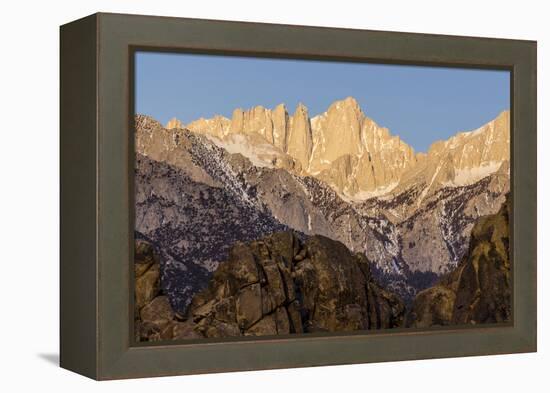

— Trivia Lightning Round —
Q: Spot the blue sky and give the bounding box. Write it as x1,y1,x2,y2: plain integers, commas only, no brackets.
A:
135,52,509,153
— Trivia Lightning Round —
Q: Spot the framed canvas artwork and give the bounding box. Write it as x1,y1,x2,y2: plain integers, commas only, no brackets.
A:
60,13,537,379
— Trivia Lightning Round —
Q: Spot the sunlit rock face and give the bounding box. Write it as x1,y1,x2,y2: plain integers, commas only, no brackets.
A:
166,98,508,203
135,99,509,310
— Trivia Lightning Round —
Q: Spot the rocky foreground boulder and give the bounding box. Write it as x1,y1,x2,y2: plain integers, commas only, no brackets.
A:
134,238,202,342
185,231,405,338
407,198,511,327
135,232,406,341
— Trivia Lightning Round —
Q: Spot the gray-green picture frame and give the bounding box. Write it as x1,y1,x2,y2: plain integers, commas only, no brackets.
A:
60,12,537,380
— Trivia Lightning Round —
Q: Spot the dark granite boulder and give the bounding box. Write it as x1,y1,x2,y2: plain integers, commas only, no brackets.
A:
408,198,511,327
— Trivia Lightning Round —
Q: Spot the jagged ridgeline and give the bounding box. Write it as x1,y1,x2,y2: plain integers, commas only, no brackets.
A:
134,97,510,341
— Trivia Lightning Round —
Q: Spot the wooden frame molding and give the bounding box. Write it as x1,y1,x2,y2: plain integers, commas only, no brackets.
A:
60,13,537,380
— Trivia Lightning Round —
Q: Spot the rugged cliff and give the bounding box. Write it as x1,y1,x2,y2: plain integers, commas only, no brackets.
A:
166,97,509,202
407,198,511,327
136,232,405,341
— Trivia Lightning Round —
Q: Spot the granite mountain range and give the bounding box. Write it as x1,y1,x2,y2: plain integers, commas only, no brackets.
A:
135,97,509,315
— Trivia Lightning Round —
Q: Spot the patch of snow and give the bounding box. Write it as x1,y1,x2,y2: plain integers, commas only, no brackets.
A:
443,161,503,187
469,125,487,137
341,181,398,202
204,134,278,168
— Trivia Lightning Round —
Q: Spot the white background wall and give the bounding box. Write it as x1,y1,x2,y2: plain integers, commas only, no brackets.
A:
0,0,547,390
